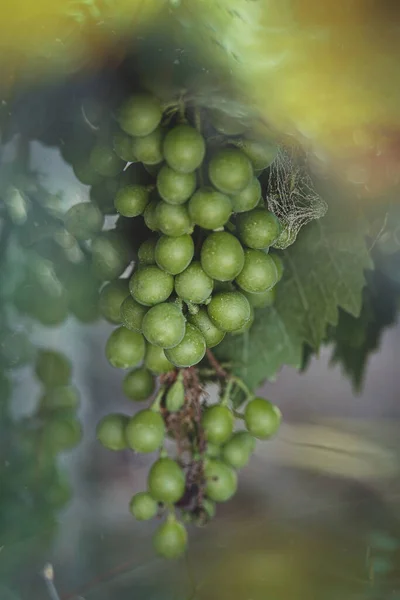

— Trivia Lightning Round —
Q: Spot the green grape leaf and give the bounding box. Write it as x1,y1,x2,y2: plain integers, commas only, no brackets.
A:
215,209,373,388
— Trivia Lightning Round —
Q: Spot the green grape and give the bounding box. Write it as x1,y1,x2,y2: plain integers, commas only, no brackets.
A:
270,253,284,282
120,296,148,331
207,291,251,332
99,279,130,324
142,303,185,348
221,431,256,469
157,165,196,205
239,138,279,171
208,148,252,194
125,409,165,453
73,161,103,186
155,234,194,275
91,231,131,281
113,129,137,162
187,308,225,348
236,208,281,249
230,177,261,213
43,414,82,453
235,249,278,293
89,143,125,177
163,124,205,173
148,457,185,503
114,185,150,217
153,516,187,559
230,303,254,335
200,232,244,282
144,343,174,374
155,201,193,237
143,199,160,232
165,323,206,368
96,413,128,451
64,202,104,240
123,367,155,401
40,385,80,412
105,327,145,369
204,459,237,502
132,127,164,165
244,397,281,439
202,498,216,519
90,178,120,215
129,265,174,306
117,94,163,137
188,187,232,230
242,287,276,308
129,491,158,521
206,442,221,458
174,261,213,304
35,349,72,388
0,331,34,368
137,236,158,265
209,109,247,136
202,405,234,445
165,377,185,412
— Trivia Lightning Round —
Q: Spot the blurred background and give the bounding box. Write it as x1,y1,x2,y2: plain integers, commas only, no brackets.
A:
1,2,400,599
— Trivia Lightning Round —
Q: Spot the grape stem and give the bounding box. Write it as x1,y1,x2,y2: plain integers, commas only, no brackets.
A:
205,349,228,378
151,386,166,412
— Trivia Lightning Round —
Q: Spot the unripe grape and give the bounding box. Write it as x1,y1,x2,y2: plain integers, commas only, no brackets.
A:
153,516,187,559
130,492,158,521
132,127,164,165
239,138,279,171
221,431,256,469
209,148,252,194
105,327,145,369
123,367,155,401
117,94,162,137
230,177,261,213
99,279,130,324
204,459,237,502
91,232,131,281
155,201,193,237
157,165,196,205
235,249,278,293
143,199,160,232
188,308,225,348
35,349,72,388
175,262,213,304
120,296,148,331
242,287,276,308
244,397,281,439
137,236,158,265
113,129,137,162
144,343,174,374
155,234,194,275
188,187,232,230
163,124,206,173
142,303,186,348
39,385,80,412
165,377,185,412
43,414,82,453
207,291,251,332
200,231,244,282
96,413,128,451
202,405,234,445
148,458,185,503
165,324,206,368
236,208,281,249
129,265,174,306
114,185,150,217
125,409,165,453
89,143,125,177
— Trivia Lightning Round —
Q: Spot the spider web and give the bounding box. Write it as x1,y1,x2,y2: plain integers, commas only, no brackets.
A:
267,147,328,249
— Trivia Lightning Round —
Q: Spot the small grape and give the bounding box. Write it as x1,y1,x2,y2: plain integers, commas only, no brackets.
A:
187,308,225,348
99,279,130,324
155,201,193,237
153,517,187,559
270,253,284,282
105,327,145,369
208,148,252,194
43,415,82,453
155,234,194,275
230,303,254,335
204,459,237,502
144,343,174,374
242,287,276,308
137,236,158,265
89,143,125,177
163,124,205,173
200,232,244,282
91,231,131,281
96,413,128,451
130,492,158,521
230,177,261,213
120,296,148,331
157,165,196,205
240,138,278,171
132,127,164,165
236,208,281,249
123,367,155,401
117,94,163,137
244,397,281,439
174,262,213,304
143,199,160,232
165,377,185,412
64,202,104,240
207,291,251,332
165,323,206,367
142,303,186,348
129,265,174,306
235,249,278,293
35,349,72,388
40,385,80,412
148,457,185,503
202,405,234,445
125,409,165,453
113,129,137,162
188,188,232,230
221,431,256,469
114,185,150,217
